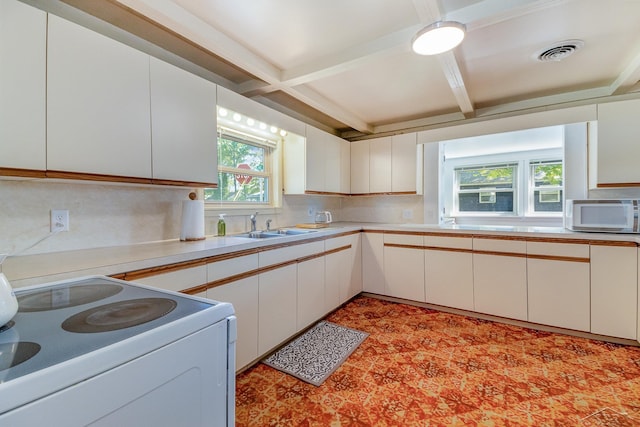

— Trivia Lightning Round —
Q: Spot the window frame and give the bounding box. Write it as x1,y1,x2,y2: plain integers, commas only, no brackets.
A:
205,126,281,209
442,148,564,220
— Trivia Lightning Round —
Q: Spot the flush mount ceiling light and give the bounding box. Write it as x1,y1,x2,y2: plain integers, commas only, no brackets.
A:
411,21,466,55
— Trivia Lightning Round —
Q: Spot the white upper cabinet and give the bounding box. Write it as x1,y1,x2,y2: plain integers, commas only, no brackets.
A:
47,15,152,178
369,137,392,193
350,140,370,194
350,133,422,195
592,98,640,187
391,133,422,193
0,0,46,172
149,57,217,185
284,125,350,195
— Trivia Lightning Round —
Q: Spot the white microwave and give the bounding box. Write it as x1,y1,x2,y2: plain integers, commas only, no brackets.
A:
565,199,640,233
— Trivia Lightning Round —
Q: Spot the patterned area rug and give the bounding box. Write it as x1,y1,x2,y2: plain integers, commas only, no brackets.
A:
237,296,640,426
262,321,368,386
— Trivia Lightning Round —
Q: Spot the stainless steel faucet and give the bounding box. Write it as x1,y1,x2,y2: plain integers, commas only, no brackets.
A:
265,219,272,231
250,212,258,232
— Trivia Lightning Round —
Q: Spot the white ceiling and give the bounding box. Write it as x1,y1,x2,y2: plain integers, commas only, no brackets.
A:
61,0,640,138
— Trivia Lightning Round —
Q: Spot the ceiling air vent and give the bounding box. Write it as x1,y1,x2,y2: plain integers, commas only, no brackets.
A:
536,40,584,62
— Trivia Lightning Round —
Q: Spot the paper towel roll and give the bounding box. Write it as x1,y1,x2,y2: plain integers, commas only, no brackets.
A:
180,200,205,241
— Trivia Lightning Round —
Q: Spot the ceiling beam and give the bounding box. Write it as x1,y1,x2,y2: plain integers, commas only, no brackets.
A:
610,47,640,95
412,0,475,116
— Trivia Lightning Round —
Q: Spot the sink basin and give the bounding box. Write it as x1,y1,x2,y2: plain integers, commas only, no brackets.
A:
236,228,318,239
236,231,284,239
273,228,318,235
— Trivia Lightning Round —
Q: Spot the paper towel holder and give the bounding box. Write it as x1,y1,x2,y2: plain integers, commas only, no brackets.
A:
180,192,206,241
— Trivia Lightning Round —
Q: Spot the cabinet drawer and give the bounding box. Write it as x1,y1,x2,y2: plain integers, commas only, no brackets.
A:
424,235,472,250
325,234,354,250
259,241,324,267
527,241,589,258
207,254,259,282
133,265,207,292
473,237,526,254
384,233,423,246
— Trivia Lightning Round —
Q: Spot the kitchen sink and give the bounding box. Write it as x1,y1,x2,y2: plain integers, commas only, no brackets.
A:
236,231,284,239
236,228,318,239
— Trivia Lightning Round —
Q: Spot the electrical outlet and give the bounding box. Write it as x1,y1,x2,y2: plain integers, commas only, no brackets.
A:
51,209,69,232
402,209,413,220
307,207,315,217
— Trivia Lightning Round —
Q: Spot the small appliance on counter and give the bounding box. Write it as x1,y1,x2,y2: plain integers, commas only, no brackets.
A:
0,275,236,426
314,211,333,224
565,199,640,233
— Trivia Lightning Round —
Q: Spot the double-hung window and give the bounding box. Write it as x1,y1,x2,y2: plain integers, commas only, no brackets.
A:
441,125,565,222
455,163,517,214
204,127,276,205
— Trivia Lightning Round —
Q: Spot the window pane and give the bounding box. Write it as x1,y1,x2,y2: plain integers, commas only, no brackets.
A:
204,173,269,203
458,191,514,212
456,165,516,213
218,135,265,172
532,162,562,187
457,165,515,190
533,190,563,212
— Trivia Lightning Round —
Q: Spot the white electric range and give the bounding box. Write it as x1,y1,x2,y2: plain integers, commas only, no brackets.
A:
0,275,236,427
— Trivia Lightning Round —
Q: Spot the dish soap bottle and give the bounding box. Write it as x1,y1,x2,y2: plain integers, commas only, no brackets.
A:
217,214,226,236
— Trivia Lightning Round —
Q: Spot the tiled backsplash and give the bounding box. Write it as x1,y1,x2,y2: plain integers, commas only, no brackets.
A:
1,180,423,256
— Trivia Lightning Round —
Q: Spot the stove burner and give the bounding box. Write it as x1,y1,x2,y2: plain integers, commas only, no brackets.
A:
18,283,123,312
0,321,15,333
62,298,177,333
0,342,41,373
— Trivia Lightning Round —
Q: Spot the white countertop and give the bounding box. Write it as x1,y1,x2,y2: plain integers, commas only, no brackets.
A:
4,222,638,287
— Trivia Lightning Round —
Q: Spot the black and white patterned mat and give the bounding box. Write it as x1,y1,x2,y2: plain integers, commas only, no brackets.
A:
262,321,368,386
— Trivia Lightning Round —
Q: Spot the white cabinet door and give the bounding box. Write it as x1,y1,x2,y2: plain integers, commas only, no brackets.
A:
350,140,370,194
595,99,640,187
362,232,385,294
132,265,207,293
207,277,259,371
0,0,46,171
590,244,637,339
384,233,425,301
424,235,474,310
527,241,590,332
305,126,325,192
297,255,325,331
325,233,362,310
324,134,342,193
369,137,392,193
391,133,419,193
150,57,217,185
340,138,351,194
258,264,297,355
473,238,527,321
285,125,349,194
47,15,152,178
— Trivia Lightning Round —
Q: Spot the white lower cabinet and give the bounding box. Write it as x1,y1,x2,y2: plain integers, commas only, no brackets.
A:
527,241,590,332
207,254,259,371
325,233,363,312
424,235,474,311
590,244,637,339
258,264,297,355
208,277,258,370
297,255,325,331
383,233,425,301
362,232,385,294
473,237,527,321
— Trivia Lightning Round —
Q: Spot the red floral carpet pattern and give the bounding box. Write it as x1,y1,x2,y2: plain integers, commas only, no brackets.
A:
236,296,640,426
